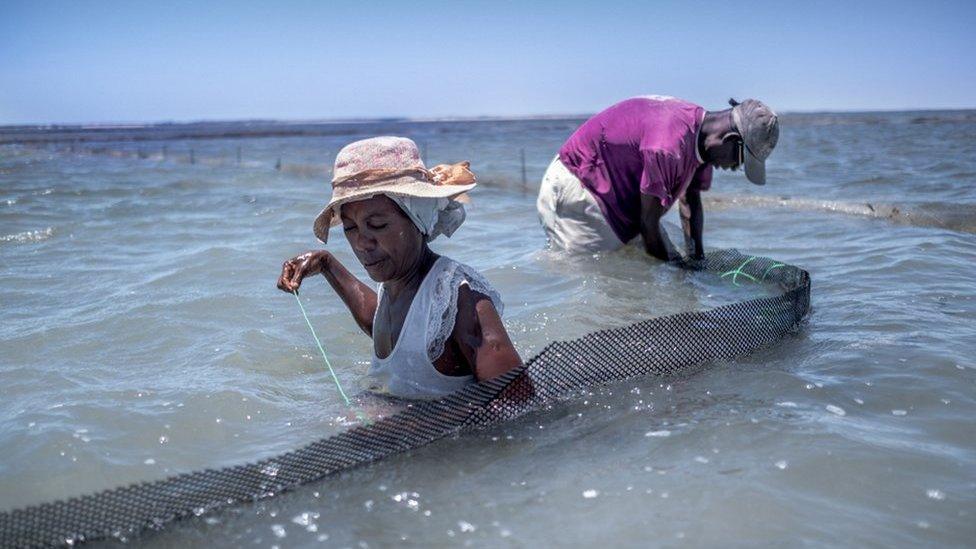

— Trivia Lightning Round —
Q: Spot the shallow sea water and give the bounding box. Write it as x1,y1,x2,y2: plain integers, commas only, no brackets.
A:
1,112,975,546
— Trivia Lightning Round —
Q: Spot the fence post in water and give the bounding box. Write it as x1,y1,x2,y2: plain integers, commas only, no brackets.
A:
236,146,242,165
190,148,195,164
520,148,527,191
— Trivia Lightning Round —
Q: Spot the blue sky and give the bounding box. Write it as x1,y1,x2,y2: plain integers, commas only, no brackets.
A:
1,0,974,124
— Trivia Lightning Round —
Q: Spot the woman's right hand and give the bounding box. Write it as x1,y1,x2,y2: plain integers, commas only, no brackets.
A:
277,250,331,293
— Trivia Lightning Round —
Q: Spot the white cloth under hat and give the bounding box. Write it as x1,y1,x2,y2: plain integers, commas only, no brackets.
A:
386,195,466,242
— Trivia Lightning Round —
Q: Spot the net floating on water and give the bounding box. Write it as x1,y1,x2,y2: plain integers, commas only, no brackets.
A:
0,249,810,548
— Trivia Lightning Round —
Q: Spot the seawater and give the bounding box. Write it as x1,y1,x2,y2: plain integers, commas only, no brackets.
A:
1,112,975,546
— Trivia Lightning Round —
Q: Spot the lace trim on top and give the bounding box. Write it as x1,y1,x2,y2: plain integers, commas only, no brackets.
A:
426,260,503,362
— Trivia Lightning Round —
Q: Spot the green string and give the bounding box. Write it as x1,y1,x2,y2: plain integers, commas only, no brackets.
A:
761,262,785,281
292,290,370,423
720,256,759,286
719,256,788,286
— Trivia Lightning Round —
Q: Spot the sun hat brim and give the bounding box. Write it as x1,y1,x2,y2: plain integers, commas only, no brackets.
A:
312,177,476,243
743,147,766,185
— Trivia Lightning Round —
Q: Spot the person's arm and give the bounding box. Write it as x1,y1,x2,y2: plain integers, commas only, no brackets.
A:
639,194,679,262
451,285,522,381
277,250,378,336
678,189,704,259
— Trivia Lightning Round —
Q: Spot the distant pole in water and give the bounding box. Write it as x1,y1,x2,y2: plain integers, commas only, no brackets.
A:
520,148,527,190
275,157,282,171
190,148,195,164
236,146,242,165
422,141,428,165
162,145,168,160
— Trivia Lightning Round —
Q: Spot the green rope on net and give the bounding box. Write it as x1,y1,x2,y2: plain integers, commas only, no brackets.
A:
720,256,759,286
761,262,786,281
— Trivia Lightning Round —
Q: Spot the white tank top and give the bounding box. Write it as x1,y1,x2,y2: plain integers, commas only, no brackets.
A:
366,256,504,400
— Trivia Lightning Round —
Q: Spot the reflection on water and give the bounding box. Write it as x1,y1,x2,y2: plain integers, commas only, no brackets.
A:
1,112,975,546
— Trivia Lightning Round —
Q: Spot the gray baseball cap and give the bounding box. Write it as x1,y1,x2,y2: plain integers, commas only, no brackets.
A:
730,98,779,185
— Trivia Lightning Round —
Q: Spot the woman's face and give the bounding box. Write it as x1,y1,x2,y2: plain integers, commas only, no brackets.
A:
340,195,424,282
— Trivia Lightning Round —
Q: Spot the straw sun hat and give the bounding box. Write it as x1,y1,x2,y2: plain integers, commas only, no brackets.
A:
312,136,477,243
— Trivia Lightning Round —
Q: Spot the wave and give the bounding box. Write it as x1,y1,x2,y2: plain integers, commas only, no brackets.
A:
705,195,976,234
0,227,54,244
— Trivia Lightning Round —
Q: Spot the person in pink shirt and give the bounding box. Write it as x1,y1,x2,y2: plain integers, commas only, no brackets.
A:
537,95,779,260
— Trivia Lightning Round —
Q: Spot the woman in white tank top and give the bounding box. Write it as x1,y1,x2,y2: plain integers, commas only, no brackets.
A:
276,137,522,400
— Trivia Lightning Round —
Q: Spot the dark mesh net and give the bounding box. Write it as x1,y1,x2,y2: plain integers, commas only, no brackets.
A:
0,249,810,548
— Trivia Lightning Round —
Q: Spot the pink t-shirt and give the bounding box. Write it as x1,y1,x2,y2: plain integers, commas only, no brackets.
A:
559,96,712,243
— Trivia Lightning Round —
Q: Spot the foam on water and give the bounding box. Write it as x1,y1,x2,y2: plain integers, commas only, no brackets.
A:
0,227,53,243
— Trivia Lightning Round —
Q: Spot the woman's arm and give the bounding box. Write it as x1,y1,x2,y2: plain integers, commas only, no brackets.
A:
277,251,377,336
639,194,679,261
450,285,522,381
678,189,704,259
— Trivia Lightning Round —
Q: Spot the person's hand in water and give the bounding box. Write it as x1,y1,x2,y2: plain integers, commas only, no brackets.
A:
277,250,331,293
671,254,707,272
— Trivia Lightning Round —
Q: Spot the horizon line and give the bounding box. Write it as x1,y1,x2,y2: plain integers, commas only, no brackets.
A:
3,106,975,129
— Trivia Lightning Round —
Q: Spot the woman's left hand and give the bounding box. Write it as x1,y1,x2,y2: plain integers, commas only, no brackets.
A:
277,250,330,293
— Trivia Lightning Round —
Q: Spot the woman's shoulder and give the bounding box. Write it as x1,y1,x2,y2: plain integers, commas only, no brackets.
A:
431,256,503,313
424,255,505,361
434,255,486,278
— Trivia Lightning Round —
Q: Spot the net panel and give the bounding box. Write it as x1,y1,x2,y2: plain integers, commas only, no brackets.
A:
0,249,810,548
